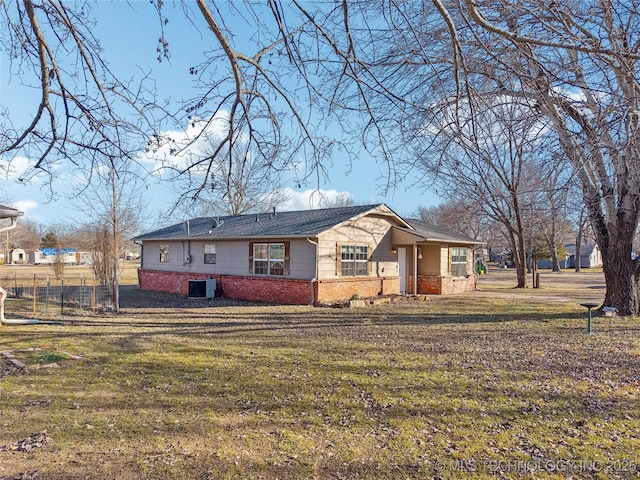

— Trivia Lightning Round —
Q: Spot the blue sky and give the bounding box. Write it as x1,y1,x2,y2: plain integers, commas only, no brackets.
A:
0,1,441,229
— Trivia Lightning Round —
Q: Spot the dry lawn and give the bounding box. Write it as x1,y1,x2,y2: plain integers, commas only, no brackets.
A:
0,268,639,479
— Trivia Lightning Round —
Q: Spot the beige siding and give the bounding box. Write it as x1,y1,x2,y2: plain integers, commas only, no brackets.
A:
141,238,316,279
419,244,442,275
317,215,398,280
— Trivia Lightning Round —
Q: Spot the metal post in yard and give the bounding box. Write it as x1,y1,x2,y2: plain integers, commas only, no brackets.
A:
579,302,599,334
60,279,64,314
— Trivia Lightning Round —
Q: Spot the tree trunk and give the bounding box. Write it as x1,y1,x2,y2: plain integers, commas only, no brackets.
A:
587,186,640,315
545,236,562,272
550,246,561,272
601,243,640,316
574,233,582,273
509,231,527,288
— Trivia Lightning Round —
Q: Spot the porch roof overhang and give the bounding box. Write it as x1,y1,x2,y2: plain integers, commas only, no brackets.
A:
391,226,484,246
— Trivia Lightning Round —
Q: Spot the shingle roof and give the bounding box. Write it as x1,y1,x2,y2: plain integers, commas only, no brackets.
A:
133,204,398,241
565,243,598,256
401,218,483,245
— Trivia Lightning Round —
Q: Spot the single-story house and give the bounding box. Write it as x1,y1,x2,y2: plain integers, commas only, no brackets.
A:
565,243,602,269
132,204,483,305
537,243,603,269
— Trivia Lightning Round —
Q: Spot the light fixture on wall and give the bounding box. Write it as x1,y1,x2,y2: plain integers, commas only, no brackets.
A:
391,246,398,254
417,247,423,260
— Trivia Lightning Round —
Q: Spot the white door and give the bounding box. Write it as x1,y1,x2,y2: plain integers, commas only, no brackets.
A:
398,247,407,293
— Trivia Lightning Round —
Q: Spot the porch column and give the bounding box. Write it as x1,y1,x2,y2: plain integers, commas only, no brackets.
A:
413,244,418,296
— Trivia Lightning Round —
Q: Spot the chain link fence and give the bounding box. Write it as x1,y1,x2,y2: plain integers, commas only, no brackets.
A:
1,270,115,317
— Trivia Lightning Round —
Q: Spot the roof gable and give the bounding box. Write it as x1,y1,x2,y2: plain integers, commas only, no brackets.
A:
133,204,406,241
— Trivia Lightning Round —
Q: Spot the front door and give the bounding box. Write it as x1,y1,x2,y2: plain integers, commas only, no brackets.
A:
398,247,407,293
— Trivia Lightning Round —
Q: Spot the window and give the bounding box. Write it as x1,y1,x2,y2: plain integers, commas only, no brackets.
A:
340,245,369,276
159,244,169,263
451,247,467,277
204,243,216,264
252,242,286,276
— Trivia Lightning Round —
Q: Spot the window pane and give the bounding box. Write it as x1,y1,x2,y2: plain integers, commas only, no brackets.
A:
451,247,467,277
341,262,355,276
254,244,268,259
270,261,284,276
254,260,268,275
355,262,368,276
205,243,216,254
355,245,368,261
204,253,216,264
160,245,169,263
270,243,285,259
341,245,354,261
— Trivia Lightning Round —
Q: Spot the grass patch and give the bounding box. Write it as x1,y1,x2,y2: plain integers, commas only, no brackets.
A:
0,273,639,479
21,349,69,365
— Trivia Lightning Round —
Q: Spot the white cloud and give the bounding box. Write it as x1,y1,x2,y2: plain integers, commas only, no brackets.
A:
1,155,34,181
11,199,38,217
141,113,229,175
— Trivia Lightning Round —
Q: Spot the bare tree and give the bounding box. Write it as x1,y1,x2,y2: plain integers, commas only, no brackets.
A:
156,140,291,216
73,155,146,311
319,192,355,209
4,1,640,313
417,96,552,287
441,0,640,313
0,0,160,192
3,218,41,258
417,201,485,240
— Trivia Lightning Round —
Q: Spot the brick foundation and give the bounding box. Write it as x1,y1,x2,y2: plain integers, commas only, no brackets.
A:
138,269,312,305
137,269,401,305
407,275,476,295
316,277,400,304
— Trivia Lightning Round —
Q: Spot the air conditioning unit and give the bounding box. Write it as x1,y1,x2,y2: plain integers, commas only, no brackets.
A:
188,278,216,298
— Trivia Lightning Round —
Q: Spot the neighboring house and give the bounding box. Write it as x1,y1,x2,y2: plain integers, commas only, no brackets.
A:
30,248,80,265
565,243,603,269
133,204,483,305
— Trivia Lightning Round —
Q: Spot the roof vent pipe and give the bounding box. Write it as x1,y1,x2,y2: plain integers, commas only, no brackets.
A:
255,214,259,222
273,206,277,216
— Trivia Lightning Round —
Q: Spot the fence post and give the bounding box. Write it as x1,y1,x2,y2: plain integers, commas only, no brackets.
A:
60,279,64,314
33,274,36,314
45,276,49,312
80,275,84,311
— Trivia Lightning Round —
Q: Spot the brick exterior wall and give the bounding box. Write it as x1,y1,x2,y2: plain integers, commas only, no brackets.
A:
316,277,400,304
137,269,401,305
407,275,476,295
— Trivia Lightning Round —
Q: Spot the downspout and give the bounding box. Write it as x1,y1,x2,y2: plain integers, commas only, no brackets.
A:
0,215,18,235
134,240,143,288
1,287,41,325
306,238,319,306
